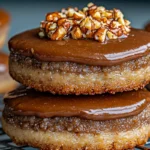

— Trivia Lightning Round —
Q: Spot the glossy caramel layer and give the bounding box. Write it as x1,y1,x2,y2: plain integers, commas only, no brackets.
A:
0,9,10,27
9,28,150,66
0,52,8,73
4,87,150,120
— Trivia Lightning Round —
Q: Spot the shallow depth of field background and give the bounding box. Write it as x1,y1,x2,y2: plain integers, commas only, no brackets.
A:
1,0,150,52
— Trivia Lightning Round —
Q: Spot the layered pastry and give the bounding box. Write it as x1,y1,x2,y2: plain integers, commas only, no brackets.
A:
2,3,150,150
0,52,17,94
0,9,10,49
9,3,150,95
2,86,150,150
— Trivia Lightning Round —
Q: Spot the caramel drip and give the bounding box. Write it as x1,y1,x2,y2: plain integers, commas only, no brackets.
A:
4,87,150,121
9,28,150,66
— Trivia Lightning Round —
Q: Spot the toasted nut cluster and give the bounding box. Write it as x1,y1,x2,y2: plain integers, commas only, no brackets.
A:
39,3,131,42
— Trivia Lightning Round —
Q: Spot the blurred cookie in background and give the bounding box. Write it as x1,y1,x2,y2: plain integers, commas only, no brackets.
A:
0,9,10,49
145,22,150,32
0,52,17,94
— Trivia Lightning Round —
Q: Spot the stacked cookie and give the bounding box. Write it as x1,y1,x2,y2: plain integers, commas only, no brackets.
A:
2,3,150,150
0,9,17,94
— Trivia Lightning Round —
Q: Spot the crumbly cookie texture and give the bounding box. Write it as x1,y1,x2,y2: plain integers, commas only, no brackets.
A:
39,2,131,42
2,117,150,150
9,53,150,95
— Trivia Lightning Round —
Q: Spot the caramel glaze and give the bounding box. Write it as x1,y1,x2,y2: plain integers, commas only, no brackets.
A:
9,28,150,66
4,87,150,121
0,52,8,73
0,9,10,27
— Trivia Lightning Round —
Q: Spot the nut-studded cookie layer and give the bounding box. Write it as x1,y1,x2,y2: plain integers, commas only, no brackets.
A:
3,101,150,133
9,52,150,95
2,87,150,150
2,118,150,150
2,96,150,150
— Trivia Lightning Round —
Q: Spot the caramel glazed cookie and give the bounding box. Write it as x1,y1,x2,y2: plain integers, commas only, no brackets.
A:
9,3,150,95
2,86,150,150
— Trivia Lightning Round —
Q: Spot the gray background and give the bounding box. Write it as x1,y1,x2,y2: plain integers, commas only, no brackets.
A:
1,0,150,52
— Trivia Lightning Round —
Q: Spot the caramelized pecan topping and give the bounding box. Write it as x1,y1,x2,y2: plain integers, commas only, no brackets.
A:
39,2,131,42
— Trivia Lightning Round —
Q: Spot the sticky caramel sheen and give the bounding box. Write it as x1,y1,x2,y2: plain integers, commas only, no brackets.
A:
9,28,150,66
4,87,150,120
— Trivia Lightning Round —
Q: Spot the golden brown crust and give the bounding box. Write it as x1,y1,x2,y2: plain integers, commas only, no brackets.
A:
9,53,150,95
2,117,150,150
